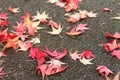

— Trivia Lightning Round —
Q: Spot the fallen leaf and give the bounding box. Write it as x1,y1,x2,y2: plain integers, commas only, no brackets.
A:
102,7,112,12
32,11,49,23
87,11,97,17
0,13,9,20
66,26,82,36
96,65,113,76
44,46,67,59
47,24,63,35
30,37,40,44
80,50,95,59
112,14,120,19
47,0,59,3
105,32,120,39
69,50,80,61
0,19,9,27
75,23,89,32
100,39,118,52
64,0,79,12
65,13,81,23
49,20,59,29
8,6,21,14
17,41,32,51
111,50,120,60
80,57,93,65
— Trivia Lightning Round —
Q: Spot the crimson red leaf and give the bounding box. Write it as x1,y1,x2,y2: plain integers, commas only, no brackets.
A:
44,46,67,59
0,19,9,27
80,50,95,59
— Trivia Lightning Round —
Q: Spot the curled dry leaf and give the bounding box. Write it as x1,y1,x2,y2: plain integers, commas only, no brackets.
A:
8,6,21,14
102,7,112,12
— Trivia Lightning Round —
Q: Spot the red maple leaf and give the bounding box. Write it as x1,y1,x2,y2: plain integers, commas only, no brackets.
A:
0,19,9,27
111,50,120,60
64,0,80,12
105,32,120,39
36,64,47,80
80,50,95,59
28,22,36,36
100,39,118,52
96,65,113,77
0,13,9,20
66,26,83,36
0,29,17,43
44,46,67,59
48,20,59,29
65,13,81,23
29,47,47,65
45,59,67,76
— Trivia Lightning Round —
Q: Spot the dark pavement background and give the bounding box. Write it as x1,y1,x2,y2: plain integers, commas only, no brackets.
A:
1,0,120,80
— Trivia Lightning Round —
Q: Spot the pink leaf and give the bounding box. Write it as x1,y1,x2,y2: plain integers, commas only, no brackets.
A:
0,13,9,20
102,7,112,12
76,23,89,32
105,32,120,39
96,65,113,76
48,20,59,29
36,64,47,80
111,50,120,60
69,50,80,61
17,41,32,51
66,26,83,36
65,13,81,23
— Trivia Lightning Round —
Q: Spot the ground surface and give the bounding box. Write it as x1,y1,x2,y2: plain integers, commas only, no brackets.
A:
1,0,120,80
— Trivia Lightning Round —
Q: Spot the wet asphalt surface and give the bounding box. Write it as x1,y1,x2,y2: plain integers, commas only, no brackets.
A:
1,0,120,80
